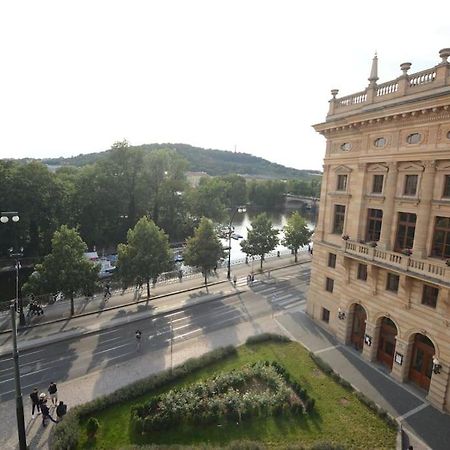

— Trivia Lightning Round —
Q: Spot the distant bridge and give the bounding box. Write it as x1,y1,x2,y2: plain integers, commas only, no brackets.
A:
284,194,320,209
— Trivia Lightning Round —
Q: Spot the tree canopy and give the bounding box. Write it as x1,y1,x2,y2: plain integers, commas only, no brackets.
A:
183,217,224,286
240,213,279,270
282,211,312,262
117,216,172,299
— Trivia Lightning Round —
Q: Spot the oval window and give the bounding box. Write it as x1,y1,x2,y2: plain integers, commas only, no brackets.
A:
340,142,352,151
447,130,450,140
374,137,386,148
406,133,421,144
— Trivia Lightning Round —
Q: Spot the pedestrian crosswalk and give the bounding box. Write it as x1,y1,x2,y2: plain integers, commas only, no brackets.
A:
234,270,310,311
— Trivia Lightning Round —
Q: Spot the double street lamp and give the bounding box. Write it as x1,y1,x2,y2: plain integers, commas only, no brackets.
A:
1,212,26,327
227,206,246,280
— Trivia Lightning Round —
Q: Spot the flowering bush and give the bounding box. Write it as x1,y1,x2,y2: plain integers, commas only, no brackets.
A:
131,361,312,433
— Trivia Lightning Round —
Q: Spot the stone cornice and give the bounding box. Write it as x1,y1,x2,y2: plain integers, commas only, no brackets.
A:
315,104,450,136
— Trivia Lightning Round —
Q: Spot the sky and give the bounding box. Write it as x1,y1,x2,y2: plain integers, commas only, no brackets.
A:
0,1,449,171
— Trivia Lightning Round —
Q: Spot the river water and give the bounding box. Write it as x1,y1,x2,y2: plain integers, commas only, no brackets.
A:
219,210,316,262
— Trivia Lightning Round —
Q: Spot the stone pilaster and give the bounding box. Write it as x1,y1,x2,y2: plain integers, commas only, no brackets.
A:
315,164,330,241
412,161,436,258
362,320,379,362
391,337,409,382
356,163,368,241
379,162,398,250
427,361,450,412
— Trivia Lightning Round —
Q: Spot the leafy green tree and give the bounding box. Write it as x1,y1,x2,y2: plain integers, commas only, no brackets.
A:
22,225,99,315
185,178,228,223
240,213,279,270
219,174,247,208
117,216,172,299
247,180,286,210
282,212,312,262
183,217,224,286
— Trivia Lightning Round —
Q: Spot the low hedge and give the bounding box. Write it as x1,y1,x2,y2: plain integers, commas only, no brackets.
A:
309,352,398,430
50,345,237,450
245,333,291,345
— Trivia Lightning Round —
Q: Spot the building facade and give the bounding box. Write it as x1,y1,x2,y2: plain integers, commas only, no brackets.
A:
307,48,450,412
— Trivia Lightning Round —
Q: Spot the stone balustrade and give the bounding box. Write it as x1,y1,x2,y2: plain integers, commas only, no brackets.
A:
328,48,450,117
344,241,449,285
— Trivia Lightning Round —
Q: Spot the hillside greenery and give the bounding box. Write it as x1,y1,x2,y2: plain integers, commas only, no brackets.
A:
39,143,321,180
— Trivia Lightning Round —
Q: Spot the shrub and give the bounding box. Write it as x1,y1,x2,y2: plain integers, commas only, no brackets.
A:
86,417,99,438
309,353,333,375
245,333,291,345
305,397,315,413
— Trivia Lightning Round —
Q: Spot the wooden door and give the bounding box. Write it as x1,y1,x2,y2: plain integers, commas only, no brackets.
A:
350,305,366,351
376,318,397,369
409,334,434,391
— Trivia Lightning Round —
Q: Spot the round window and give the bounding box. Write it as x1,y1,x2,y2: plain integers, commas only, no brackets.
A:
406,133,421,144
340,142,352,151
374,137,386,148
447,130,450,140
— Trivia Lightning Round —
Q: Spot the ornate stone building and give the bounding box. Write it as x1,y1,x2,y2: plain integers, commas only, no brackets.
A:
307,48,450,412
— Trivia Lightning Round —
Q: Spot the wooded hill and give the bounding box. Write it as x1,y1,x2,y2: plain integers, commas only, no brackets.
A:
40,143,321,179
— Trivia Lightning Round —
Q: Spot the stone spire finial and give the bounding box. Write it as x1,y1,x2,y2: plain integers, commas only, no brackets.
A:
368,52,379,87
439,48,450,64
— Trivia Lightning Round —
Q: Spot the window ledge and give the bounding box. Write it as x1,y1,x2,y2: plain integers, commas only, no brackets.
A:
395,196,420,206
329,192,352,198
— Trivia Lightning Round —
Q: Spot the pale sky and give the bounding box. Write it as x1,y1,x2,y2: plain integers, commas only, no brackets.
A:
0,1,449,170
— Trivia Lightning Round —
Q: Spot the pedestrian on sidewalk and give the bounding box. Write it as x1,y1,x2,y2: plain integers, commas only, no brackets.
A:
48,382,58,406
30,388,41,418
247,274,251,285
178,270,183,283
233,274,237,286
104,283,111,302
56,401,67,421
40,399,58,427
135,329,142,351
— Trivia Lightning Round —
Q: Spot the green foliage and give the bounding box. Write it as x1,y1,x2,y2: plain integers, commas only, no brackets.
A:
22,225,99,315
245,333,291,345
183,218,225,285
131,361,305,433
49,409,79,450
247,180,286,210
117,217,172,296
282,212,312,262
240,214,279,269
86,417,100,437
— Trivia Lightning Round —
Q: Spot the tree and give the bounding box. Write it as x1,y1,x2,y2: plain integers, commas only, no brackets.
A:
282,211,312,262
117,216,172,299
183,217,224,286
240,213,279,270
22,225,99,316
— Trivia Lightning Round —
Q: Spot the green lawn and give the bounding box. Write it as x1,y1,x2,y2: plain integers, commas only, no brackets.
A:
77,342,396,449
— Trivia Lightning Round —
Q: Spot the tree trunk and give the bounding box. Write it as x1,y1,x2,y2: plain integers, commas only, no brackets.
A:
146,279,150,299
70,294,74,316
260,255,263,270
295,249,298,263
204,270,207,286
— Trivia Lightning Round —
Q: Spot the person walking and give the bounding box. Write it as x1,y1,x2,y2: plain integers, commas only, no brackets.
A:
56,401,67,421
30,388,40,418
104,283,111,303
233,274,237,286
40,399,57,427
48,381,58,406
135,329,142,352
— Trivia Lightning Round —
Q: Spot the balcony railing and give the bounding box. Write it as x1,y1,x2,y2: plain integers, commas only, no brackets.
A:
344,241,449,285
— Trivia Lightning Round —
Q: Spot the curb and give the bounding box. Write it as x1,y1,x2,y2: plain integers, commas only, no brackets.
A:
0,289,244,358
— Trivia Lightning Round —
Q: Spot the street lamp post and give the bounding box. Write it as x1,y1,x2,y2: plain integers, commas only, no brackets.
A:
1,212,26,326
227,206,246,280
10,302,27,450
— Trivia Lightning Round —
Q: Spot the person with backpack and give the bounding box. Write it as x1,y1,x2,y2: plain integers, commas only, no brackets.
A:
56,401,67,421
135,329,142,351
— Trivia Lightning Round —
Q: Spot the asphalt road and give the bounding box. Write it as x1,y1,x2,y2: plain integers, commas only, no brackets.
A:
0,263,311,403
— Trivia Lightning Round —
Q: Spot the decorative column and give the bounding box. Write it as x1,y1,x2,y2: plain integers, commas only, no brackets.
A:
378,162,398,250
366,53,379,104
428,361,450,412
412,161,436,258
356,163,368,241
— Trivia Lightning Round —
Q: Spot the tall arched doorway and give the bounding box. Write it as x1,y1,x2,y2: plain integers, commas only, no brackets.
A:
409,334,435,392
350,304,367,351
376,317,397,370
